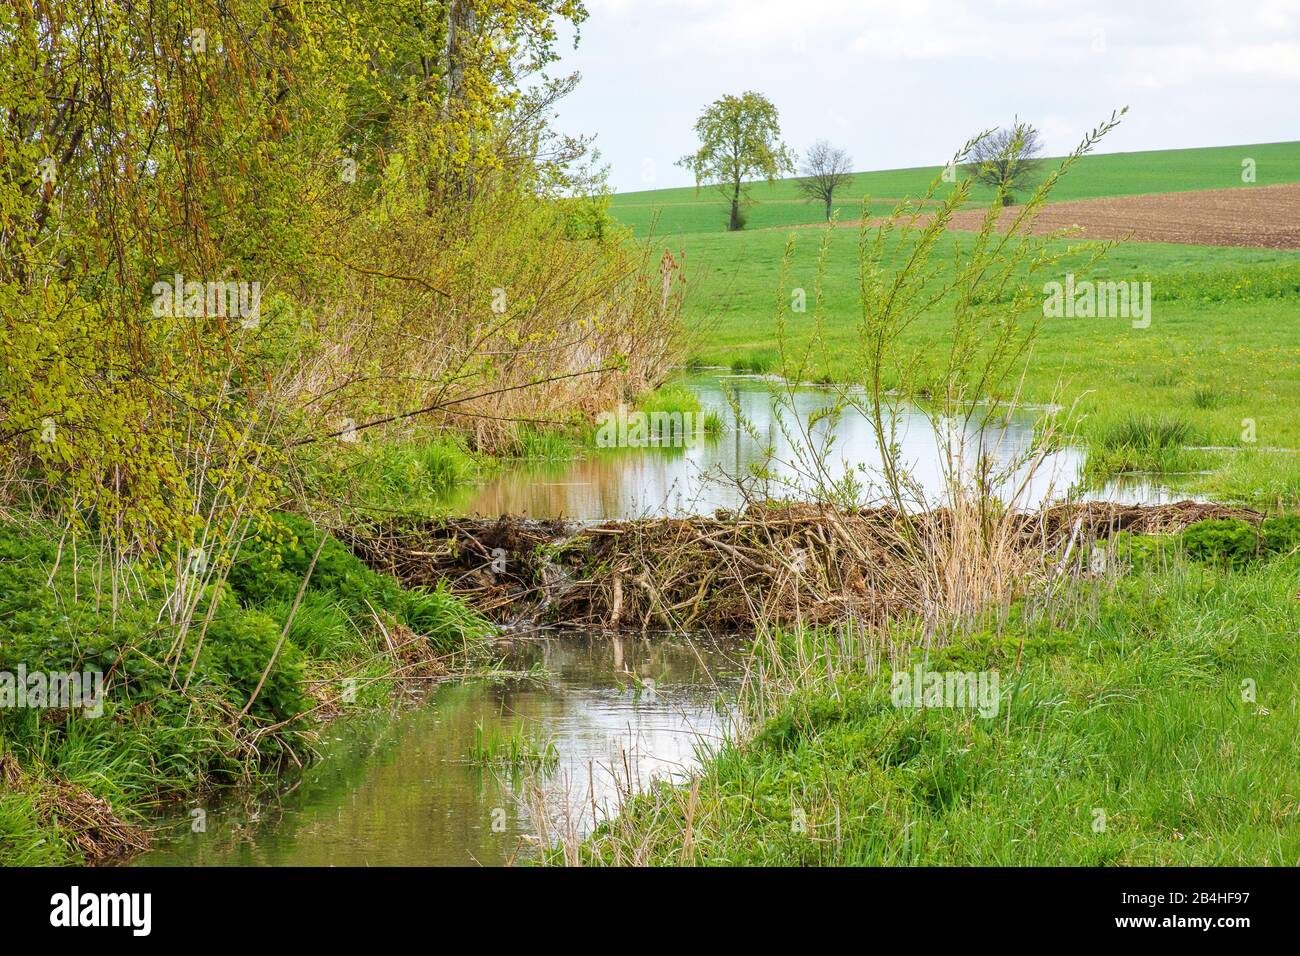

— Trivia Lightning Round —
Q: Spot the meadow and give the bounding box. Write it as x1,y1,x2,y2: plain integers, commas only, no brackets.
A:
613,140,1300,237
555,140,1300,866
618,145,1300,506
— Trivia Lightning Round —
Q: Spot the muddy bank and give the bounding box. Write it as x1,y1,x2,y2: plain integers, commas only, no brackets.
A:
344,501,1258,633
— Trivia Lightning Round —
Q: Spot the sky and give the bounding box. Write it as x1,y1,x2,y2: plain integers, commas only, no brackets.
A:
548,0,1300,193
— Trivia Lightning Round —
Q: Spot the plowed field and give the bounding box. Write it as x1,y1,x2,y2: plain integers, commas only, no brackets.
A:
942,183,1300,248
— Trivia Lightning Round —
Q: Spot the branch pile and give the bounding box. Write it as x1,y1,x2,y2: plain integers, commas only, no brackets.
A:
345,501,1260,633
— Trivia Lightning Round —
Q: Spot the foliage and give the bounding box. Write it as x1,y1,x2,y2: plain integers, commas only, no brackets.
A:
1104,531,1167,573
0,0,679,556
1181,518,1259,568
227,512,488,651
1178,515,1300,568
1261,515,1300,555
676,91,795,231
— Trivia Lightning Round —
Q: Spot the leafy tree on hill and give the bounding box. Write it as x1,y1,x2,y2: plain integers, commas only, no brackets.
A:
795,140,854,222
677,91,795,231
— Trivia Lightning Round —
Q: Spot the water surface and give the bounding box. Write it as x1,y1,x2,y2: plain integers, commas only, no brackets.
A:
138,632,742,866
448,373,1178,520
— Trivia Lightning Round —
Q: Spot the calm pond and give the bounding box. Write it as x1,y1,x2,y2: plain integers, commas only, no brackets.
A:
136,373,1180,866
448,373,1183,520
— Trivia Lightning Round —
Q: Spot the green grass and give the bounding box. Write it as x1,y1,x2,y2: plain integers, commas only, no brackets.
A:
613,140,1300,238
579,545,1300,865
1098,414,1197,450
727,352,777,375
0,513,491,864
508,427,583,461
0,787,75,865
634,382,701,417
304,433,483,515
467,720,559,771
648,217,1300,503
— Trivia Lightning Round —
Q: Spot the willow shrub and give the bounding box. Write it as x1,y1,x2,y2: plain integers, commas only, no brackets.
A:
2,1,664,561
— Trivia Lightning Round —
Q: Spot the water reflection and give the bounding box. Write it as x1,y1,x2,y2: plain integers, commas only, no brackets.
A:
449,374,1176,520
138,632,742,867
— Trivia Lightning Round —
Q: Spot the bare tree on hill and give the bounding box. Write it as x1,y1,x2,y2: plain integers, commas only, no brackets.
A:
965,119,1044,205
796,140,854,222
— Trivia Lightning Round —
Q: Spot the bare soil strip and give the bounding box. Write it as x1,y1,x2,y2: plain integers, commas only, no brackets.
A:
844,183,1300,249
346,502,1256,633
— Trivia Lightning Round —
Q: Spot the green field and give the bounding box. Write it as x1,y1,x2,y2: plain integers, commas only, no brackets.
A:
613,140,1300,237
615,140,1300,505
669,223,1300,501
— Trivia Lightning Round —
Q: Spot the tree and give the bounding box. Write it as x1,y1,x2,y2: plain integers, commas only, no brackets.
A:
796,140,854,222
677,92,794,231
965,119,1044,205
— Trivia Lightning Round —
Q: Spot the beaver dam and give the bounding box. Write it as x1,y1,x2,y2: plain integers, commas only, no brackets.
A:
344,501,1257,633
137,374,1261,866
140,494,1267,868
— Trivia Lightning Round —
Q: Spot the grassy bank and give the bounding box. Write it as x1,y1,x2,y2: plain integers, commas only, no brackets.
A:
613,140,1300,237
576,521,1300,865
0,373,699,864
0,513,490,864
665,223,1300,505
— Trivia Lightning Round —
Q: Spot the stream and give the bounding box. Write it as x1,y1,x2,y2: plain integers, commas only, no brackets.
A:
139,633,742,866
136,373,1181,866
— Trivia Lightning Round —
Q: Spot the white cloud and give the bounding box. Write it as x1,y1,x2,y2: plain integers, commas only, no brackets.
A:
553,0,1300,191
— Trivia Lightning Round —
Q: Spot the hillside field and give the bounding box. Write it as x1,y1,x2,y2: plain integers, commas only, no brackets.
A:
613,140,1300,237
617,141,1300,505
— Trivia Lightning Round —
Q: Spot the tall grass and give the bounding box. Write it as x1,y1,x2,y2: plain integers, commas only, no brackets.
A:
467,721,559,771
508,427,581,461
729,352,777,374
572,550,1300,865
310,435,481,516
1099,414,1195,450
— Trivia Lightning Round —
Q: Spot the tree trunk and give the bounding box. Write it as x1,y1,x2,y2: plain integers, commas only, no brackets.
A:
441,0,476,205
825,194,833,222
730,180,741,230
